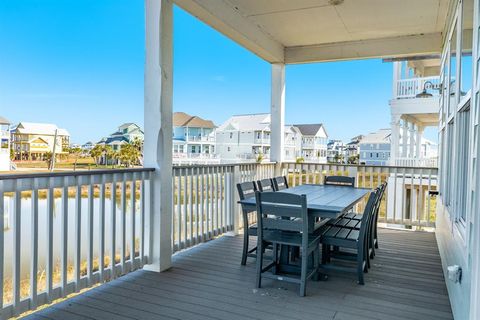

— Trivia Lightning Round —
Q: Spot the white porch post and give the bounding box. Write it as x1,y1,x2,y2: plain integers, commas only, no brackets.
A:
416,125,424,158
144,0,173,272
390,114,401,165
402,119,408,157
270,63,285,168
409,123,415,158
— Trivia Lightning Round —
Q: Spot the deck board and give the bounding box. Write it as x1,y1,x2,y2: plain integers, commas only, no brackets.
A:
22,228,453,320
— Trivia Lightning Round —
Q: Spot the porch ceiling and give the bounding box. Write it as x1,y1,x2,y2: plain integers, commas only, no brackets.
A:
174,0,451,64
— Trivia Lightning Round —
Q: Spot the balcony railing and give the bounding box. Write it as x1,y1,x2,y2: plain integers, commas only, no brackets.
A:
281,162,438,228
185,136,215,142
0,162,438,317
394,76,441,99
0,168,154,318
394,157,438,167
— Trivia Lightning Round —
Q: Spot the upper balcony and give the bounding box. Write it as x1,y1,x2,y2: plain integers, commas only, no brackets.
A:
185,135,215,143
393,76,441,100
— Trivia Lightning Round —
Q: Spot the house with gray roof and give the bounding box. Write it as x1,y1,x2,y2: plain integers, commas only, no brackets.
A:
215,113,328,163
172,112,216,163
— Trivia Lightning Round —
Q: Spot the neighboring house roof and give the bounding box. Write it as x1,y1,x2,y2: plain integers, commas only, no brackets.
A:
173,112,215,128
360,129,391,144
105,136,129,144
13,122,70,136
292,124,325,136
0,116,10,125
217,113,270,131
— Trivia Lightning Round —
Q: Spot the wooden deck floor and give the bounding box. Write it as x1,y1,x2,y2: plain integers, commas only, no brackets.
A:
23,228,452,320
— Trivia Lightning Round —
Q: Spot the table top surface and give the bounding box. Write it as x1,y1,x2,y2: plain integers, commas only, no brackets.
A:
239,184,371,219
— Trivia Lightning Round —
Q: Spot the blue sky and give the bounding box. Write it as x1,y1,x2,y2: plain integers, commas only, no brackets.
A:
0,0,436,144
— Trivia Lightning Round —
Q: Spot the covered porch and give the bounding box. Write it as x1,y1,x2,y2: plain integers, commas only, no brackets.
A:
2,0,479,319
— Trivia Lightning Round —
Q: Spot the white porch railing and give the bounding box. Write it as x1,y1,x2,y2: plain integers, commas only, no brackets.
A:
0,168,154,318
0,162,437,318
394,157,438,168
171,163,276,252
394,76,441,99
281,162,438,228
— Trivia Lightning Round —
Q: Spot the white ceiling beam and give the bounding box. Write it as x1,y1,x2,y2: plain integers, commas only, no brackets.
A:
285,33,443,64
174,0,284,63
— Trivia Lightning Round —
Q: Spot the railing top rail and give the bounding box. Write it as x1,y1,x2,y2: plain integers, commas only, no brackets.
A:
172,162,277,169
0,167,155,181
281,161,438,170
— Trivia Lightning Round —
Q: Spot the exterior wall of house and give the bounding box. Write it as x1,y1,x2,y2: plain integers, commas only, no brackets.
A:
359,142,391,165
11,131,68,160
0,123,10,170
435,0,478,319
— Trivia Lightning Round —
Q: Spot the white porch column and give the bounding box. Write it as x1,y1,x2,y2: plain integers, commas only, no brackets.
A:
144,0,173,272
390,114,401,165
416,125,425,158
402,119,408,157
409,123,415,158
270,64,285,165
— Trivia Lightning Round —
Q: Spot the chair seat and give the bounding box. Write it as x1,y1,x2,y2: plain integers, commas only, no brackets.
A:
328,217,361,229
263,230,321,251
343,212,363,220
320,226,360,248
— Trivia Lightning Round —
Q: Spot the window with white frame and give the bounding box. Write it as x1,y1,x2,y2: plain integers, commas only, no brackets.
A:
438,0,474,228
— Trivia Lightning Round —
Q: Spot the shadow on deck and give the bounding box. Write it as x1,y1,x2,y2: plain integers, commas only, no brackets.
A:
23,228,452,320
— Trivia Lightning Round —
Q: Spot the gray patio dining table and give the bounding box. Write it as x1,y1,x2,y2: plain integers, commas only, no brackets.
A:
238,184,371,274
239,184,371,231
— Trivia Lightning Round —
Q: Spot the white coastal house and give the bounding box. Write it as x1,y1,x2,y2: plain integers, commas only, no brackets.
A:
344,135,364,163
0,116,11,171
172,112,217,164
215,113,328,162
215,113,271,162
360,128,437,166
10,122,70,161
294,124,328,163
326,139,345,163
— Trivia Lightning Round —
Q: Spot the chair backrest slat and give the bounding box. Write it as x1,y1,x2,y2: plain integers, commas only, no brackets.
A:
273,176,289,191
237,181,257,200
257,178,275,192
324,176,355,187
256,191,307,233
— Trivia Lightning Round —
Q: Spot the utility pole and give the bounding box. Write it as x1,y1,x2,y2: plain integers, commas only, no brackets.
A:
50,129,58,171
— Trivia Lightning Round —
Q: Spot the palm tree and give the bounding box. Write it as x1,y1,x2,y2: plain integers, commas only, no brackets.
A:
90,144,103,166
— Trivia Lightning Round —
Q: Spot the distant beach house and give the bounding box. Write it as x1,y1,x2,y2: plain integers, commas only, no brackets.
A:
344,135,364,162
215,113,328,163
0,116,11,170
98,123,144,151
172,112,216,163
359,129,392,166
10,122,70,161
293,124,328,163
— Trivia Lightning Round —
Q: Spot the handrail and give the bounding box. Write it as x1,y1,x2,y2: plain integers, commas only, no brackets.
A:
0,167,155,180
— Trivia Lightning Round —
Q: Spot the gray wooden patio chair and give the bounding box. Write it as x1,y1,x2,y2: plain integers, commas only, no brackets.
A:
257,178,275,192
255,191,321,297
319,190,377,285
325,186,382,269
237,181,259,265
272,176,289,191
341,181,387,256
324,175,355,187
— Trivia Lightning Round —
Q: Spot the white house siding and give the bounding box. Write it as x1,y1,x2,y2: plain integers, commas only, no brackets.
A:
434,0,478,319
